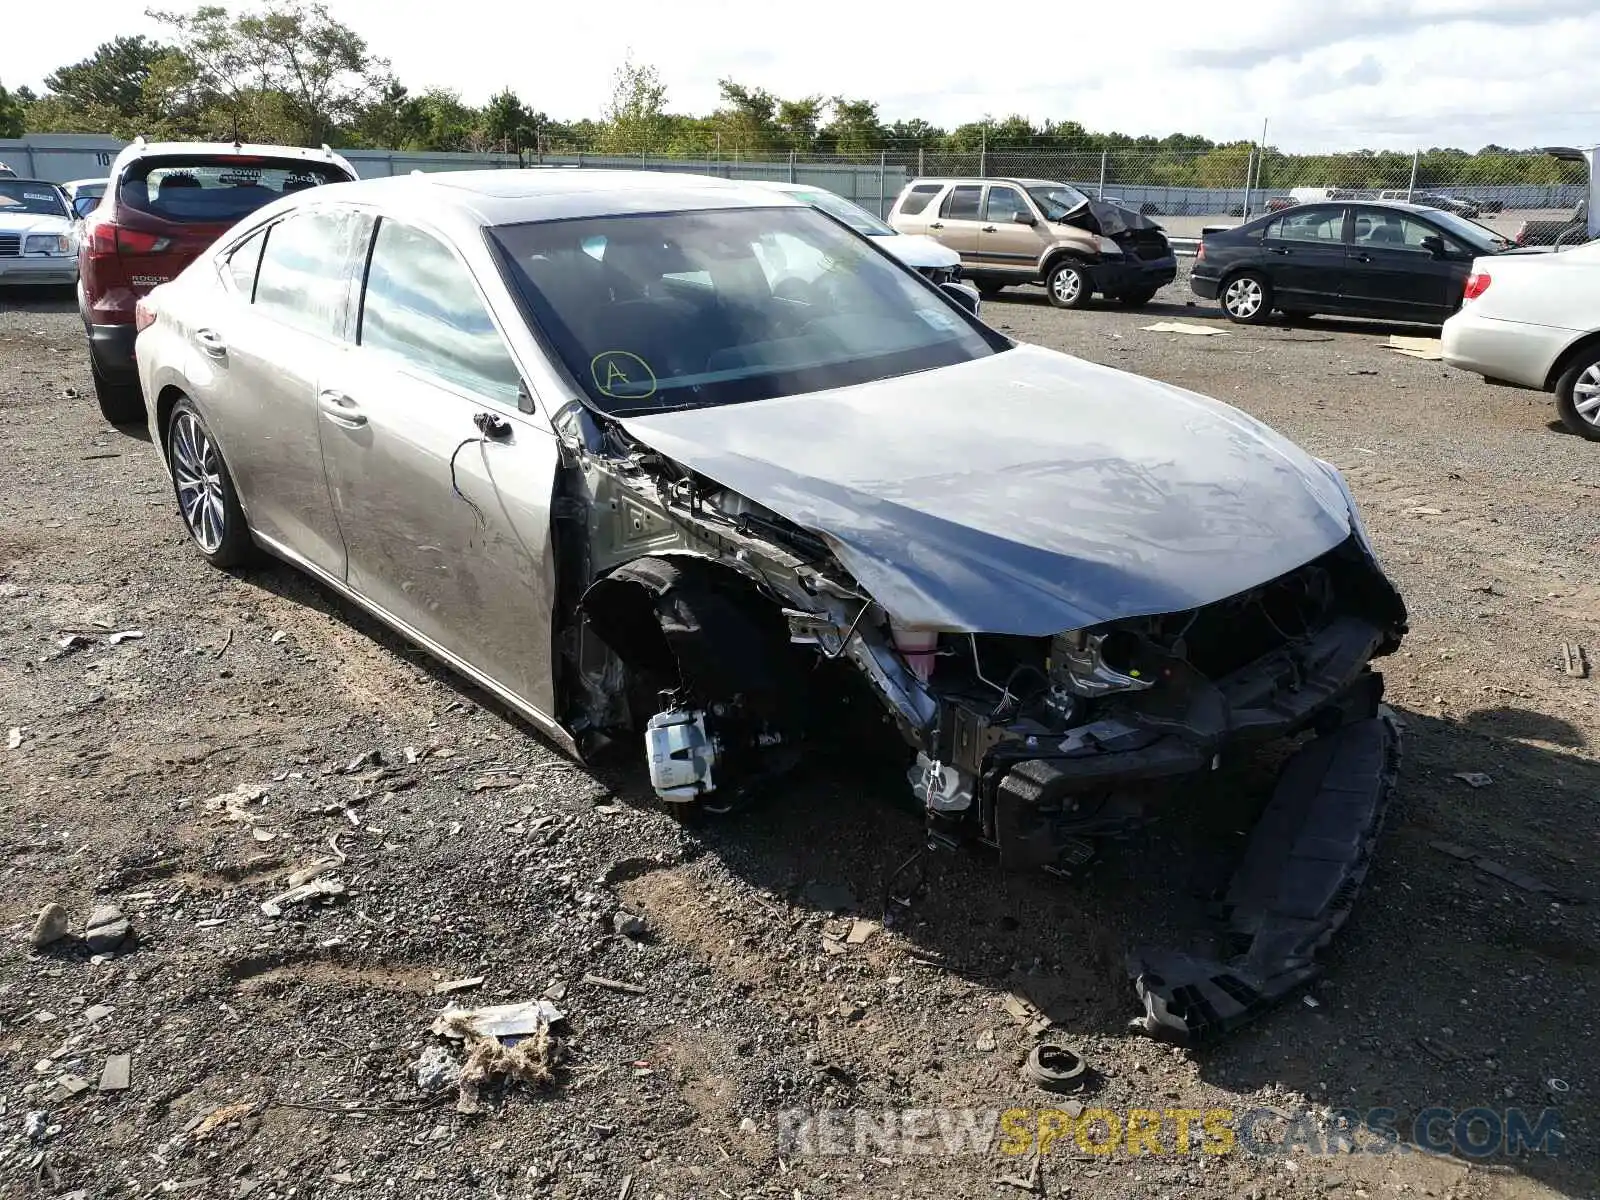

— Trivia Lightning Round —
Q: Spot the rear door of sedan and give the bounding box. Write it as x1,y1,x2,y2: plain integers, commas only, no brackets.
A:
316,213,563,722
1258,205,1350,310
204,203,365,578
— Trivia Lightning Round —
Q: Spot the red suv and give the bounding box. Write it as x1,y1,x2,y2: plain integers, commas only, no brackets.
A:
79,139,358,424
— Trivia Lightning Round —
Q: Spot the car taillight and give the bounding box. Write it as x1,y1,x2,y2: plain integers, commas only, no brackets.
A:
1195,241,1206,261
85,222,172,259
134,296,158,332
1464,273,1491,301
116,227,173,255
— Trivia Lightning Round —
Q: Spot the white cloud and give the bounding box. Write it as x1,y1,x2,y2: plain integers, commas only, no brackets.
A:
5,0,1600,151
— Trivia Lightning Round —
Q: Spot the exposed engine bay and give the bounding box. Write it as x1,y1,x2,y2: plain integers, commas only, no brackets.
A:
557,400,1408,1044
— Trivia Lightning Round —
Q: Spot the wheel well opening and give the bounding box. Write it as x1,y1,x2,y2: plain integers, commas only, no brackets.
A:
1545,331,1600,391
154,386,186,451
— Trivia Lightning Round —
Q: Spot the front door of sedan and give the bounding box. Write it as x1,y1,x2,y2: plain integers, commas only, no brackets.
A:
974,184,1045,278
205,206,365,578
1342,209,1467,321
317,215,563,720
926,184,986,265
1259,206,1350,311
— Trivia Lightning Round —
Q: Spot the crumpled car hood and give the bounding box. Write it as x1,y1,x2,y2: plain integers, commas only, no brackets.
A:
619,344,1353,636
1063,199,1163,238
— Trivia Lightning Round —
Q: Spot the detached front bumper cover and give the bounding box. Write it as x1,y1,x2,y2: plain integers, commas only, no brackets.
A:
1128,709,1401,1044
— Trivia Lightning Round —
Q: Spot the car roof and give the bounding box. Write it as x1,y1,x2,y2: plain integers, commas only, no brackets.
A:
301,169,808,228
906,177,1067,188
1,179,67,191
118,141,349,162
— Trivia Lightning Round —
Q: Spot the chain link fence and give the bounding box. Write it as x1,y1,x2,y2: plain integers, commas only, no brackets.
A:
527,143,1592,245
7,133,1590,246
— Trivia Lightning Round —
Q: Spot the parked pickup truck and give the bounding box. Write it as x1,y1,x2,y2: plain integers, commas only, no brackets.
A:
1514,200,1589,248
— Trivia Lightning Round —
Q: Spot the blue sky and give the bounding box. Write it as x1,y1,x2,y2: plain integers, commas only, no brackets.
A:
5,0,1599,151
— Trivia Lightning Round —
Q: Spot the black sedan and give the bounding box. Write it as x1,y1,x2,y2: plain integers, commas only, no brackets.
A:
1191,201,1506,325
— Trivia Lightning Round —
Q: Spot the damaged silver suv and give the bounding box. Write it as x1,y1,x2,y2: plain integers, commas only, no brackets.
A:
135,170,1407,1042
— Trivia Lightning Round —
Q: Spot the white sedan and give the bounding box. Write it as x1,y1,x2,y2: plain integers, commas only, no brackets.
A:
1442,240,1600,440
0,178,79,288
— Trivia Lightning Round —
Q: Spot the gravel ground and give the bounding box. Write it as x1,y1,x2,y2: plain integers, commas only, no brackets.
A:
1,276,1597,1200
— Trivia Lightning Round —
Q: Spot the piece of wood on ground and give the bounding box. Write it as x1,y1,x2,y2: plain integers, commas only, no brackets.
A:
1141,321,1225,336
1384,335,1444,360
99,1054,131,1091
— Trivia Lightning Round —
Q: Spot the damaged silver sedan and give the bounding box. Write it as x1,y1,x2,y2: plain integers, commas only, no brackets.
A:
134,170,1407,1042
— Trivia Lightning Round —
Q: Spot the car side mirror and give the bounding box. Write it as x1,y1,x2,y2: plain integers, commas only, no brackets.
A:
1011,210,1037,226
73,196,97,219
940,282,978,314
1420,234,1447,259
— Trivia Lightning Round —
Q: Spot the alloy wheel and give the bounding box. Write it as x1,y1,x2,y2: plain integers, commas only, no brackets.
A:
170,411,226,554
1051,267,1082,305
1574,364,1600,429
1224,277,1264,319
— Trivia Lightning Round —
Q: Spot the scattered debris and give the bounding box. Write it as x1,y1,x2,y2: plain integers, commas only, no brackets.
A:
193,1101,255,1139
1429,841,1581,901
260,878,346,917
30,902,69,949
1407,506,1444,516
432,999,566,1041
284,859,339,888
432,976,486,996
269,630,286,645
1302,994,1321,1009
202,783,271,835
6,726,21,750
1562,643,1589,679
46,1074,91,1104
975,1029,997,1052
612,911,648,939
1547,1077,1570,1103
543,980,568,1002
1384,335,1444,360
998,1148,1044,1192
1453,771,1494,789
99,1055,131,1092
214,628,234,658
582,973,647,995
1021,1043,1090,1093
1141,321,1225,336
845,919,878,946
24,1110,55,1144
55,633,92,652
107,629,144,645
83,1004,113,1025
431,1000,565,1113
415,1046,462,1093
84,903,130,953
820,934,846,956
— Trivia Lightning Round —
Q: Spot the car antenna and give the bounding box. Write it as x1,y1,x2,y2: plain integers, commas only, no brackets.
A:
231,111,242,150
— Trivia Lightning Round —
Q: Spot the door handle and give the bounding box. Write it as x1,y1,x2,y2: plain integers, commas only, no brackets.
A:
1267,247,1291,255
929,222,944,229
1353,253,1373,263
981,225,997,233
195,328,227,357
317,389,367,427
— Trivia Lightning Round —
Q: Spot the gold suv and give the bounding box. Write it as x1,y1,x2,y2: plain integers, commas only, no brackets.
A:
888,177,1176,309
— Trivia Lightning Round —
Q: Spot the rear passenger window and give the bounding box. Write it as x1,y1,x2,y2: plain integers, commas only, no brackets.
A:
224,227,266,298
940,186,983,220
358,219,522,407
253,209,355,338
1267,208,1345,244
898,184,943,216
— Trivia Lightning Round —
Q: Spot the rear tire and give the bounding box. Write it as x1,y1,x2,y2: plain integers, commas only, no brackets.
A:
166,398,255,568
1045,260,1091,309
1554,350,1600,441
1117,289,1158,308
977,281,1006,298
1220,271,1272,324
90,353,145,426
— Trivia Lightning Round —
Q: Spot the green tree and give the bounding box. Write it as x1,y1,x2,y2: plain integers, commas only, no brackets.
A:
483,88,545,158
598,56,670,153
775,97,823,151
0,79,24,138
147,1,389,144
44,37,169,121
714,80,780,152
821,97,882,152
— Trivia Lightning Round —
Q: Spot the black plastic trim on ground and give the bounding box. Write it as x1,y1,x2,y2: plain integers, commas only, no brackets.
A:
1127,711,1401,1044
